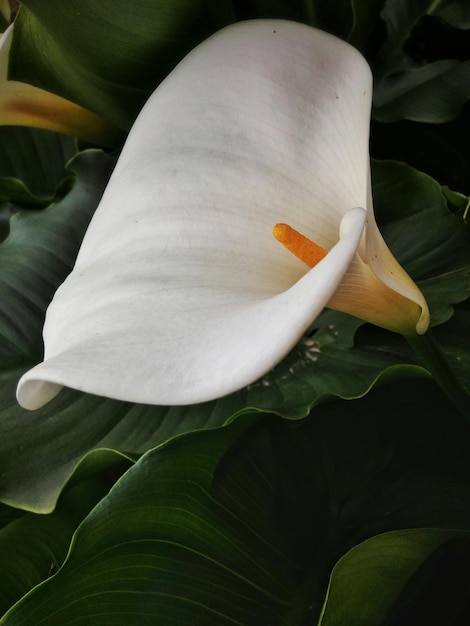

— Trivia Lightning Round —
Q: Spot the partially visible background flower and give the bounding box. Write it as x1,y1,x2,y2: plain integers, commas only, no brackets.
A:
0,0,11,26
16,20,429,411
0,24,121,145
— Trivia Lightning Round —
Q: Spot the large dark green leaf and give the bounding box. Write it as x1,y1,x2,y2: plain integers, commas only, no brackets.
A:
0,315,419,512
0,149,115,359
371,159,470,319
319,529,470,625
371,103,470,194
378,0,470,59
0,478,111,616
435,0,470,28
0,126,76,205
373,58,470,123
9,1,230,129
0,503,22,530
0,312,433,512
0,449,132,617
0,366,246,512
2,380,468,624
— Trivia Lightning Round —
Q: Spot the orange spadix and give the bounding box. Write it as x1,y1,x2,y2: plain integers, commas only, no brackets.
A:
273,223,328,268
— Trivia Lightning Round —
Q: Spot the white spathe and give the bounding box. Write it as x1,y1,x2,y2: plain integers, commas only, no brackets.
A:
17,19,429,410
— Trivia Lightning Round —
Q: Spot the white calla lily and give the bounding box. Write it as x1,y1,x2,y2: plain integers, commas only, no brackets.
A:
17,20,429,411
0,25,120,146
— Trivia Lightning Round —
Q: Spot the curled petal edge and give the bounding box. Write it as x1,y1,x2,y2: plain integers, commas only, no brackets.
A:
363,180,429,334
17,208,368,410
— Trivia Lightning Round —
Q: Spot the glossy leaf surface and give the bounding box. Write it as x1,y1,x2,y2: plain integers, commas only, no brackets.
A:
2,380,469,624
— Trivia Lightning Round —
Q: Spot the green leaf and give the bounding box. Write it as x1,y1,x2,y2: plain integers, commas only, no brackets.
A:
253,0,373,43
241,301,469,418
0,203,12,244
373,58,470,123
0,503,23,530
371,160,470,320
0,451,132,617
319,529,470,625
2,382,468,624
442,184,470,217
3,305,468,512
374,0,470,122
0,149,115,360
348,0,387,51
0,368,245,512
300,0,355,38
0,126,76,204
251,0,306,21
9,1,229,129
379,0,443,55
0,480,108,616
435,0,470,28
370,103,470,195
377,0,470,57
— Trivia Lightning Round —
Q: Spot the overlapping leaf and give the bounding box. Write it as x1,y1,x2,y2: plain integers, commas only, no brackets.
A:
0,126,76,205
371,103,470,194
379,0,468,54
2,380,468,624
435,0,470,28
319,528,470,625
0,149,115,359
374,0,470,122
371,159,470,321
0,480,109,616
373,58,470,123
0,451,132,618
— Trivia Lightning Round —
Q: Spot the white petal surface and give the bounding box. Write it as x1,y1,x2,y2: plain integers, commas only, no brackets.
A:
18,208,367,409
17,20,409,409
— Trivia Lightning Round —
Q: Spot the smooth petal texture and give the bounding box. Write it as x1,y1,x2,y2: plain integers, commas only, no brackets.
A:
17,208,367,409
328,253,425,334
17,20,428,410
0,25,121,146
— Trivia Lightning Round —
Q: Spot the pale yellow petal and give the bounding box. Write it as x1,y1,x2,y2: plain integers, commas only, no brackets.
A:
327,253,424,334
0,0,10,26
